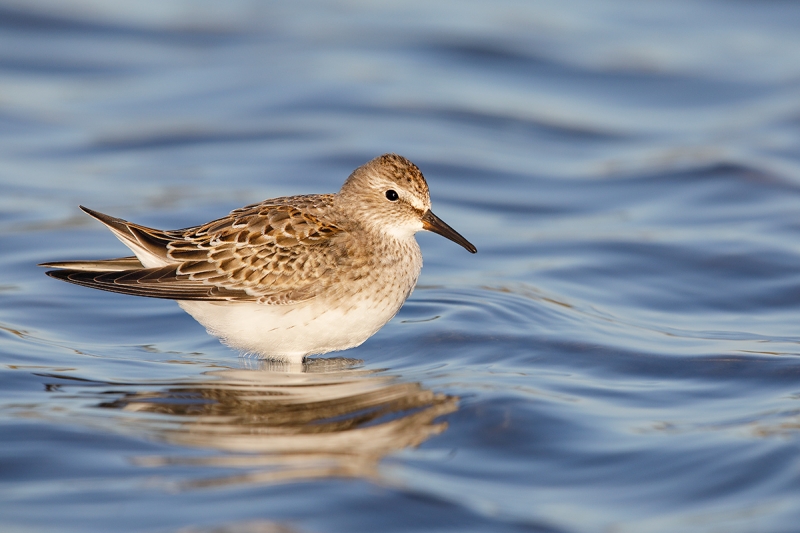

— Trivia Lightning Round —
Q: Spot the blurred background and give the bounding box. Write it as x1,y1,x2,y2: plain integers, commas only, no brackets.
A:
3,1,800,532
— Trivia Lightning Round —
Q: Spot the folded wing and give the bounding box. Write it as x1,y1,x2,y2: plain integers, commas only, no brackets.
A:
42,198,356,305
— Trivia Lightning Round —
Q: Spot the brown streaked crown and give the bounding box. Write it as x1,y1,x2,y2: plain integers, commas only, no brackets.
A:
339,153,430,202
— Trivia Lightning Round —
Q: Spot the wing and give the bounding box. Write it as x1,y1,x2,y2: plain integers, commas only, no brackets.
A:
45,264,244,301
43,197,359,304
40,256,143,272
166,200,352,304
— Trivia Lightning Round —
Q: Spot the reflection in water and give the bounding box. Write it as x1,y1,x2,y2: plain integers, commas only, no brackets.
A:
86,359,457,488
179,521,298,533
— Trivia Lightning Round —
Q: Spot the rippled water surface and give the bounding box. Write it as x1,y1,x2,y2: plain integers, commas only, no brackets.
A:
4,1,800,532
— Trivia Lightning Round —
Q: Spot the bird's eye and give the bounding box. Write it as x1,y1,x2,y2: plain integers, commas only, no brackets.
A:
385,189,399,201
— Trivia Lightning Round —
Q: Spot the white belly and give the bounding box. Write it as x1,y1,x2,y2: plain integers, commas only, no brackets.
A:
130,228,422,362
178,290,406,363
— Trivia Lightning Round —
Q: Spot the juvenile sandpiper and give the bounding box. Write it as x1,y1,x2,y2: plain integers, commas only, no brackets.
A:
41,154,477,362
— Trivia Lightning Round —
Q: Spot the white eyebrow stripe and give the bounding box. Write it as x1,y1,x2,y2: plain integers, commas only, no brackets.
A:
404,193,427,211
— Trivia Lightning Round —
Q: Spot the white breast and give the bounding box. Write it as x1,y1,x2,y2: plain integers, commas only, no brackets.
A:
178,283,411,363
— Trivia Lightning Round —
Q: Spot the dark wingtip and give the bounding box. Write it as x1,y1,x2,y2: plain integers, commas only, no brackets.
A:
44,269,70,280
78,205,135,238
79,205,110,222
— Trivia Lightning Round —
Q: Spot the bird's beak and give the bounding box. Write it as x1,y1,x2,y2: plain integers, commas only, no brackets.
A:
421,210,477,253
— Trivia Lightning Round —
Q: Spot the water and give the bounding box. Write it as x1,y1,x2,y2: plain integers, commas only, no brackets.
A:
3,1,800,531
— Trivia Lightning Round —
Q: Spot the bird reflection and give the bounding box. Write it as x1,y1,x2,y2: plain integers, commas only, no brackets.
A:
94,358,457,488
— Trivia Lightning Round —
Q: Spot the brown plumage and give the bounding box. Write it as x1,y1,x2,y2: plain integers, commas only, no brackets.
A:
41,154,476,361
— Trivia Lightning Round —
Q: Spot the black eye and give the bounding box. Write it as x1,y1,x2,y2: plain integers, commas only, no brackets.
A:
385,189,399,201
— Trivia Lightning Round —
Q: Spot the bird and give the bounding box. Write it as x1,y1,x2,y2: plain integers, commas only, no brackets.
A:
40,154,477,363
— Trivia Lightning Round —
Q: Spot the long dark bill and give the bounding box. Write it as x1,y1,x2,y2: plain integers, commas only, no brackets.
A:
421,210,477,253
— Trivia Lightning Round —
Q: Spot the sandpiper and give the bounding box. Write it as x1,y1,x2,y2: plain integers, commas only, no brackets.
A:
41,154,476,362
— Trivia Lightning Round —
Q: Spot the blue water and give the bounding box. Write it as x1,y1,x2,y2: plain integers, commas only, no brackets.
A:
3,1,800,532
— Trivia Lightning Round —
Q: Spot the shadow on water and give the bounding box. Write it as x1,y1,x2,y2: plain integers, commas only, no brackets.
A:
36,357,458,490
